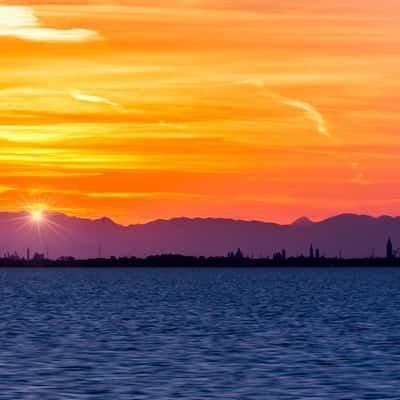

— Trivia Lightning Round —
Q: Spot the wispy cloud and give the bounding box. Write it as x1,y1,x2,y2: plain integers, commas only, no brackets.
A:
237,79,265,88
0,185,14,194
0,6,100,42
281,98,330,138
87,192,203,199
237,80,330,138
159,121,186,130
69,91,121,108
350,171,371,185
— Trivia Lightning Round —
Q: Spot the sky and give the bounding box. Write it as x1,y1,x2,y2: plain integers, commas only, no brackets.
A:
0,0,400,224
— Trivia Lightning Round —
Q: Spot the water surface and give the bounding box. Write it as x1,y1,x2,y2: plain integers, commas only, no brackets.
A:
1,267,400,399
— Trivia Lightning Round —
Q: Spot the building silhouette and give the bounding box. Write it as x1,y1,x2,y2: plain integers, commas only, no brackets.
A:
309,244,314,259
386,238,393,259
229,248,245,259
235,248,244,259
273,249,287,261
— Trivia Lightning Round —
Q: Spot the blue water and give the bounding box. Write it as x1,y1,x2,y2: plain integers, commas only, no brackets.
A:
1,267,400,399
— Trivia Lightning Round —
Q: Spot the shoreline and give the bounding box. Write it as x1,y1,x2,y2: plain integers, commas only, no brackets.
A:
1,256,400,268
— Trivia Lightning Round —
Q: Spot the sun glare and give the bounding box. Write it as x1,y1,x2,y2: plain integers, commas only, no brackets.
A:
31,209,44,222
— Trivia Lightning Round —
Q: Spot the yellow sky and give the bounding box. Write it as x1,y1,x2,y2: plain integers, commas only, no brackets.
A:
0,1,400,223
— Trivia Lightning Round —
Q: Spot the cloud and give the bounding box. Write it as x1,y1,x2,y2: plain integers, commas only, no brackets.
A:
0,6,100,42
237,79,265,87
87,192,204,199
281,98,331,138
159,121,186,130
237,80,330,138
69,91,121,108
0,185,14,194
351,171,371,185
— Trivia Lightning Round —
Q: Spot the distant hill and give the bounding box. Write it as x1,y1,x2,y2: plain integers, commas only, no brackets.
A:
292,216,314,227
0,212,397,259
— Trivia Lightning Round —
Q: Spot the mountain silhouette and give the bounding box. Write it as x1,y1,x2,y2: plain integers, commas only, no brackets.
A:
0,212,397,259
292,216,314,226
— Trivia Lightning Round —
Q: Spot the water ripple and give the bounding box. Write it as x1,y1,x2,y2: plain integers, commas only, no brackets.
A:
0,267,399,399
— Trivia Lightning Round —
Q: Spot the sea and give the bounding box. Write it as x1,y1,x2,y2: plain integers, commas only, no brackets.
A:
0,267,400,399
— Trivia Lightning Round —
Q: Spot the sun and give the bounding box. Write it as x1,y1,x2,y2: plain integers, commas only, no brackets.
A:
31,209,44,223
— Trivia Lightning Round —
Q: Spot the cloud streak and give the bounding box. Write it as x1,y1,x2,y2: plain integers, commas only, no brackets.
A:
159,121,186,130
87,192,204,199
281,98,330,138
69,91,121,108
237,80,330,138
0,6,100,42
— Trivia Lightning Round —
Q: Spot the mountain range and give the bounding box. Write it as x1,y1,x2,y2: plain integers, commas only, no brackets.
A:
0,212,398,259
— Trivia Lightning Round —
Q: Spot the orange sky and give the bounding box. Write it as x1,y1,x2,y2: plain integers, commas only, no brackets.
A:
0,0,400,224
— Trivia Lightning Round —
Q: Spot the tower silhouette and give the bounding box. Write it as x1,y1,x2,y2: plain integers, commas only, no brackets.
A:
386,238,393,259
309,244,314,259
